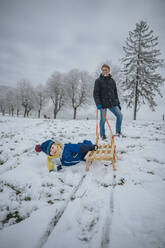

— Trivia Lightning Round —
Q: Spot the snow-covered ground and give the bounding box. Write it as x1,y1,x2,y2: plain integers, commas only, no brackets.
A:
0,116,165,248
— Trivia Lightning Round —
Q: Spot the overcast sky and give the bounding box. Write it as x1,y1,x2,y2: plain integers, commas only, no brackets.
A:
0,0,165,87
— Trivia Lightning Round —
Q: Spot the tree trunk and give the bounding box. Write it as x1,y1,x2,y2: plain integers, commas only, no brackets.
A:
38,109,41,118
17,109,19,117
54,108,57,119
73,107,77,120
27,109,31,117
134,66,139,120
11,108,14,116
134,90,138,121
24,108,27,117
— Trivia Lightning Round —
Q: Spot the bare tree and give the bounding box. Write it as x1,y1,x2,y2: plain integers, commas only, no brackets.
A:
65,69,91,119
47,72,65,119
17,79,35,117
34,84,48,118
6,90,17,116
0,96,6,116
0,86,16,116
15,86,22,117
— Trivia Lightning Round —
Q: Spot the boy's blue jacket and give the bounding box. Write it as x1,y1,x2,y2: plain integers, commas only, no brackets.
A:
61,140,95,166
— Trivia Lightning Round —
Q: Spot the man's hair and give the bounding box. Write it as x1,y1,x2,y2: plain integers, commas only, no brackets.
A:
101,64,110,70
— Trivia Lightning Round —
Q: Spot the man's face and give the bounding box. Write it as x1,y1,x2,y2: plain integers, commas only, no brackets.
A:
101,67,110,77
50,143,58,156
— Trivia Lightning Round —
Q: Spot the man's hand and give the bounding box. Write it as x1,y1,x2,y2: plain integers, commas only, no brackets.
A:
97,104,102,110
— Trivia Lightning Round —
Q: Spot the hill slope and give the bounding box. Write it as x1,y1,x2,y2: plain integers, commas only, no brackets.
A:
0,116,165,248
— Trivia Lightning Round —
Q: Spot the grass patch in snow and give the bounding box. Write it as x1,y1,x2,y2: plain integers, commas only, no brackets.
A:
118,177,125,185
42,183,54,187
130,136,141,139
71,195,76,201
147,171,155,175
146,158,164,165
101,177,126,188
126,144,136,149
24,196,31,201
13,153,20,157
2,211,24,226
134,182,142,185
57,178,65,183
23,149,28,153
101,183,110,187
0,159,5,165
4,183,21,195
10,148,15,151
119,150,127,154
59,189,65,194
1,134,15,139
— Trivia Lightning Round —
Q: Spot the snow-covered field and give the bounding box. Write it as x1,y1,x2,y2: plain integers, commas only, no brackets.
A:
0,116,165,248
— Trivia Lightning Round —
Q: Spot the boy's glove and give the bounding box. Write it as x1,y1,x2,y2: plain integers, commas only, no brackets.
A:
118,104,121,110
97,104,102,110
72,153,78,158
49,165,62,172
94,145,98,151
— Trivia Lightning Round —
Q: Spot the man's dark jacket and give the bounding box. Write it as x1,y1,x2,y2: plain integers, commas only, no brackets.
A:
93,74,120,108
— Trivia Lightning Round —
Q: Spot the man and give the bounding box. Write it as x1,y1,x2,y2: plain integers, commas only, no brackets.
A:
93,64,123,139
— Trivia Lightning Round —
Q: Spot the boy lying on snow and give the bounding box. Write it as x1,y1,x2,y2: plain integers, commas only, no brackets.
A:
35,140,98,172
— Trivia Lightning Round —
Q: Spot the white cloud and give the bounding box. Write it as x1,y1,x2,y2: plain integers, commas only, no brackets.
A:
0,0,164,86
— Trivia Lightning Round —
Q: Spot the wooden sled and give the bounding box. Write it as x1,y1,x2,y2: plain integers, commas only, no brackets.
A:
85,110,117,171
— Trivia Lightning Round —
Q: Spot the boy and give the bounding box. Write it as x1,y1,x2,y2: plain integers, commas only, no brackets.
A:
35,139,98,172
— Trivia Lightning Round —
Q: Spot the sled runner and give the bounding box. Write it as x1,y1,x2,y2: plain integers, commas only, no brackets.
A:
85,109,117,171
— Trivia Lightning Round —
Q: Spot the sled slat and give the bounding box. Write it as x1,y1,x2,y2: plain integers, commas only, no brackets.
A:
85,143,117,171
